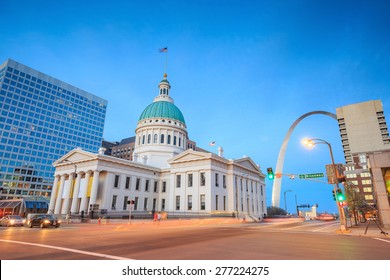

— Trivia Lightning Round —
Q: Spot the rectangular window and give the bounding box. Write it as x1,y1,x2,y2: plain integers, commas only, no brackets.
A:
114,175,119,188
125,177,130,189
216,195,219,210
200,172,206,186
152,198,157,210
176,175,181,188
223,196,226,211
200,194,206,210
123,196,129,210
188,173,193,187
145,180,149,192
176,196,180,210
215,173,219,187
111,195,117,210
162,181,166,192
161,199,165,211
359,154,367,164
188,195,192,210
363,187,373,192
154,181,158,192
365,194,374,200
136,178,140,190
144,197,148,210
134,197,139,210
223,175,226,188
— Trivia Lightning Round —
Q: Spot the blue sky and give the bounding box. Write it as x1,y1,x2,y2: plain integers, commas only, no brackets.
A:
1,0,389,213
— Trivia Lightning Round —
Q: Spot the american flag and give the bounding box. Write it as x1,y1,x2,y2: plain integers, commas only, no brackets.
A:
159,47,168,52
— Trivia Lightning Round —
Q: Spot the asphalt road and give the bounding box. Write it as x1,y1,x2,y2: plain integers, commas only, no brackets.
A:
1,219,389,260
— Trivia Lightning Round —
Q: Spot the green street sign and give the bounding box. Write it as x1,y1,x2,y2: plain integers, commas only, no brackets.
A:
298,173,324,179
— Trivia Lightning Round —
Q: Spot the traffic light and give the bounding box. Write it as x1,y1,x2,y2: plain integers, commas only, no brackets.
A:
267,167,274,180
336,189,346,202
332,190,336,201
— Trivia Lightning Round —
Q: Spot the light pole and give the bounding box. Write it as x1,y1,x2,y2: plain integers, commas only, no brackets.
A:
302,138,347,231
284,190,292,213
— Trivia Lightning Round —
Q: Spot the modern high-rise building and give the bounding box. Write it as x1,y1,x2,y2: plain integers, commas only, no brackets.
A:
336,100,390,164
0,59,107,203
337,100,390,206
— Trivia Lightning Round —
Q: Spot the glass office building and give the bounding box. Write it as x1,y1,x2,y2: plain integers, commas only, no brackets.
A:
0,58,108,200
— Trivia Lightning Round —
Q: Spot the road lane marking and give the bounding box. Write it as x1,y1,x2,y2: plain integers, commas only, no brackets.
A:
373,238,390,243
0,239,133,260
311,222,340,232
281,222,323,230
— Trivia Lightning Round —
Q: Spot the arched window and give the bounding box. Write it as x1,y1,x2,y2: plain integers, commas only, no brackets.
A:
173,136,177,145
160,134,164,144
167,135,171,144
142,135,145,144
147,134,151,144
179,137,181,147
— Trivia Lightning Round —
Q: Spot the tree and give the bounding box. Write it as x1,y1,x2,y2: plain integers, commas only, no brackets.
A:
344,182,370,225
266,206,287,216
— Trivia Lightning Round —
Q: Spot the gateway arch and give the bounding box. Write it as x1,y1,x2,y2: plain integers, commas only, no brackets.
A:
272,111,337,207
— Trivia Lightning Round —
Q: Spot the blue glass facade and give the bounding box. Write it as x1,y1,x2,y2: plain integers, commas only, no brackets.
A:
0,59,107,199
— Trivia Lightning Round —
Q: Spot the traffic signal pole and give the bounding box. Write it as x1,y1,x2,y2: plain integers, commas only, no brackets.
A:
305,138,347,231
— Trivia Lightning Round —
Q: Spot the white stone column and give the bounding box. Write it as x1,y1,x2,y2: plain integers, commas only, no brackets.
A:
61,173,76,215
88,170,100,212
54,175,66,214
48,175,60,214
80,171,91,214
70,172,82,214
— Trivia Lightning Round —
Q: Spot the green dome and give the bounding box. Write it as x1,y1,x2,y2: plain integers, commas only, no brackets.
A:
139,101,185,124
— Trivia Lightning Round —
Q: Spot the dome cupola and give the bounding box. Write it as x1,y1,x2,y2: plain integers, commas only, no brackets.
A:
133,73,188,168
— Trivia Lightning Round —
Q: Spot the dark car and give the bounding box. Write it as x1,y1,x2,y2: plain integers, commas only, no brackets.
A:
26,214,61,228
0,215,26,227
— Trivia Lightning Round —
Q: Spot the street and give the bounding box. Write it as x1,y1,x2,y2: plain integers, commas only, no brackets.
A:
1,218,389,260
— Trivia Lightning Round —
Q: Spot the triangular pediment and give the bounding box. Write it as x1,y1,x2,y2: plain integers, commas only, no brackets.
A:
169,149,211,164
234,157,260,172
53,148,97,166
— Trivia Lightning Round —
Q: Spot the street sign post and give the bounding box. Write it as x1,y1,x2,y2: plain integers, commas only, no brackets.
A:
298,173,324,179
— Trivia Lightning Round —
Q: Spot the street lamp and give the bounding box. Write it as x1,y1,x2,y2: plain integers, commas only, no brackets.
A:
302,138,347,231
284,190,292,213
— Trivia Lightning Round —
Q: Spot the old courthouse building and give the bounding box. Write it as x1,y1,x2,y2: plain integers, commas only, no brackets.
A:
48,73,266,220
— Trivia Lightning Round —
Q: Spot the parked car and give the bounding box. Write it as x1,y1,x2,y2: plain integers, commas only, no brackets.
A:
26,214,61,228
0,215,26,227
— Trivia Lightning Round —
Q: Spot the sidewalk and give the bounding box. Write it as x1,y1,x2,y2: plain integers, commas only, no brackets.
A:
338,222,390,238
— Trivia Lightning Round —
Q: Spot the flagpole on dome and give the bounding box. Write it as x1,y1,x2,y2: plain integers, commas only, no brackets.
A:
159,47,168,74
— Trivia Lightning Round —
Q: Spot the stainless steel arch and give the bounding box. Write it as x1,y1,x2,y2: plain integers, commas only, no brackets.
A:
271,111,337,207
